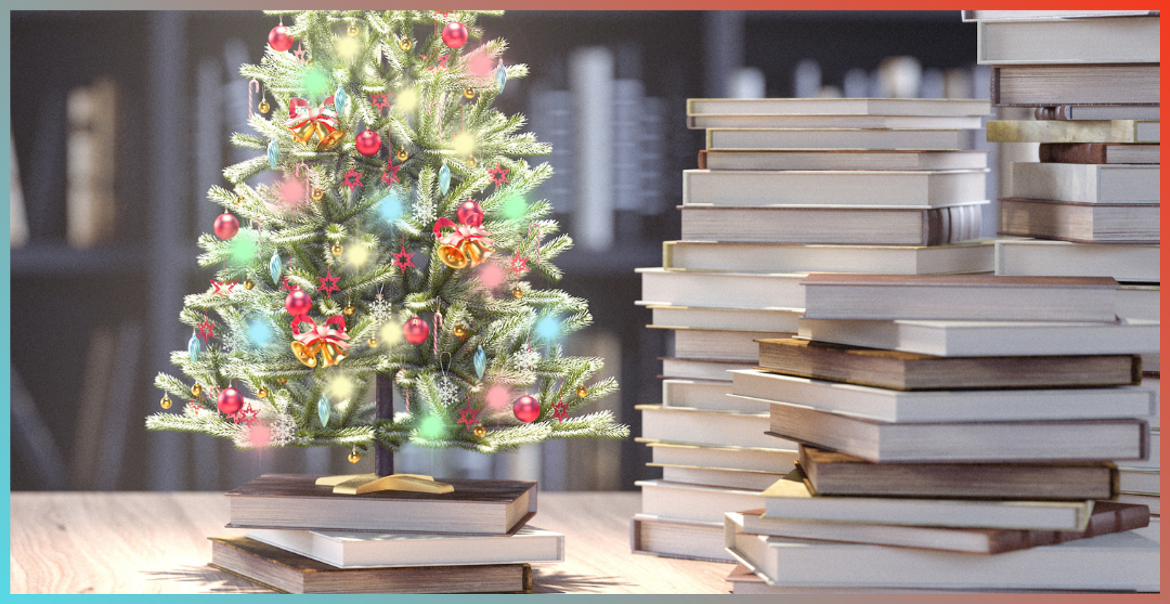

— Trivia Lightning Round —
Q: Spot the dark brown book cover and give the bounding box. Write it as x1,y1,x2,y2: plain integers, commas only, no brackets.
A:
225,474,537,535
1039,143,1109,164
756,338,1141,391
208,537,532,594
697,149,707,170
798,445,1119,500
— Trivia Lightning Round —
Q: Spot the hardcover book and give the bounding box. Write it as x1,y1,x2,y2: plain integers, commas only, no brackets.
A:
1008,163,1160,203
697,148,988,171
630,514,734,563
208,537,533,594
224,474,537,535
688,113,983,130
993,239,1160,283
707,128,967,151
975,16,1159,64
681,169,986,208
662,240,994,275
686,97,991,117
1038,143,1159,165
642,439,799,474
999,198,1160,243
638,267,806,310
991,64,1159,107
988,120,1159,144
754,337,1141,391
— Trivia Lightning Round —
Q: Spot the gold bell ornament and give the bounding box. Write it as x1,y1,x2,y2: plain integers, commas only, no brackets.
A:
257,387,269,399
287,96,346,151
290,315,351,368
368,336,380,347
348,448,361,463
512,286,523,299
348,22,359,36
344,303,356,316
466,156,477,168
434,216,495,270
244,278,255,290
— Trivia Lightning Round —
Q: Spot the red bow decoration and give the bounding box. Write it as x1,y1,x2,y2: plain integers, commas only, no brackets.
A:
290,314,351,368
433,217,495,269
286,95,346,150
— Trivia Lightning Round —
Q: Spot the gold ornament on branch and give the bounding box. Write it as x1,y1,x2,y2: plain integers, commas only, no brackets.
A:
399,37,412,51
368,336,379,347
191,383,203,397
344,303,356,316
463,87,476,99
396,148,408,162
257,387,269,399
278,378,289,385
244,278,255,290
311,188,325,201
348,23,359,36
348,449,361,463
576,384,589,398
160,395,172,409
452,324,467,338
473,425,486,438
258,99,270,114
512,287,523,299
466,156,477,167
331,242,344,256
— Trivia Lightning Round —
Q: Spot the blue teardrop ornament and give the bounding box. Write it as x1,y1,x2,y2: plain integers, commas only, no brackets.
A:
438,162,451,195
474,346,486,379
188,332,201,362
495,65,507,93
269,252,282,285
318,394,331,427
333,86,347,115
267,139,279,169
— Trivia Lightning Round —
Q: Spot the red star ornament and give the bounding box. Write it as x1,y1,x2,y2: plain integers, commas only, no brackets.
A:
210,279,238,295
381,162,401,186
457,403,480,431
392,242,415,274
487,162,510,187
317,269,341,298
369,93,391,112
196,317,215,343
552,399,570,424
236,405,260,427
342,167,364,192
509,254,529,274
279,276,293,291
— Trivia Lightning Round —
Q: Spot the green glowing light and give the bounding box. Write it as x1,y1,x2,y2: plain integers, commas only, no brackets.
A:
501,195,527,220
418,415,446,439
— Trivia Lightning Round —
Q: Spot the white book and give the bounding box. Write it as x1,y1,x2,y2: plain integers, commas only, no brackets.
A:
1118,468,1160,495
648,305,801,333
1010,163,1160,204
687,98,991,117
688,114,983,130
708,128,967,151
1116,492,1161,516
1117,285,1160,321
1116,429,1160,471
699,149,988,171
652,464,789,491
637,267,806,310
642,440,799,474
1047,105,1162,121
245,525,564,568
638,404,796,450
682,169,987,208
663,379,769,413
800,273,1119,323
630,514,733,563
731,369,1154,423
725,513,1160,591
976,17,1160,64
797,317,1161,357
660,357,747,382
671,327,794,363
963,9,1159,20
994,239,1160,283
761,472,1094,531
636,479,763,525
1144,375,1159,429
663,240,994,275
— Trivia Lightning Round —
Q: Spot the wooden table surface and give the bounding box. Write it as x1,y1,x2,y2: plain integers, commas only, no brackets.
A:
10,491,734,594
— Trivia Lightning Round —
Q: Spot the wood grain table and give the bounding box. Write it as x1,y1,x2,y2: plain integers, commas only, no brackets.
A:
10,491,734,594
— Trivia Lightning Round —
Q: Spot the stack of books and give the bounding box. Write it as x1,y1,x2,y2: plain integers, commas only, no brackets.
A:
975,10,1161,519
631,97,994,563
208,474,562,593
724,274,1159,592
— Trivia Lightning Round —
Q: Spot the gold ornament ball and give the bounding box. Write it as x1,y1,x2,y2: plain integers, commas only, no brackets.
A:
348,23,359,36
244,278,255,290
396,148,409,162
258,99,270,114
191,383,203,397
331,242,344,256
278,378,289,385
463,87,476,99
348,450,361,463
511,286,523,299
473,425,486,438
160,395,172,409
344,304,356,316
465,156,477,168
576,385,589,398
257,387,269,399
311,188,325,201
368,336,379,347
453,324,467,338
399,37,412,51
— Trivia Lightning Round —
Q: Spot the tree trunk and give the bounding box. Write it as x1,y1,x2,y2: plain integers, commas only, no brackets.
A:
375,372,394,476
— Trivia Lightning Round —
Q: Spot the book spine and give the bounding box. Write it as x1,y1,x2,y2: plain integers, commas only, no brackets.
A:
1038,143,1107,164
697,149,707,170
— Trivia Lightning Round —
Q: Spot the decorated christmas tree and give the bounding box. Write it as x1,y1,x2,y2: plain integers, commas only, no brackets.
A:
146,10,628,475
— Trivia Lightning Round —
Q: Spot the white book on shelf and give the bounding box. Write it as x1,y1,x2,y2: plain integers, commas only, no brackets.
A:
1116,285,1160,322
707,128,967,151
652,464,789,491
668,327,794,363
687,97,991,117
993,239,1160,283
663,240,995,275
641,439,799,474
1010,163,1160,204
698,148,988,171
731,369,1154,424
638,404,795,450
637,267,806,310
1117,468,1159,495
647,305,801,333
636,479,763,525
660,357,747,382
663,379,769,413
976,17,1160,65
688,114,983,130
797,317,1161,357
682,169,987,208
630,513,733,563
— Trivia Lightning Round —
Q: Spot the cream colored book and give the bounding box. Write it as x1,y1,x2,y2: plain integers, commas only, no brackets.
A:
662,379,768,413
638,404,795,450
648,305,801,333
976,17,1159,64
708,128,967,151
687,97,991,117
630,514,733,563
1010,163,1159,203
663,240,995,275
638,267,806,310
987,119,1160,143
636,479,763,525
682,169,987,208
697,148,988,171
999,198,1159,243
668,327,795,363
993,239,1159,283
660,357,747,382
651,464,789,491
641,440,799,474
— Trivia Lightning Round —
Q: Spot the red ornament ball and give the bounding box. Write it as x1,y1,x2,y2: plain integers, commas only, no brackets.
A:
456,200,484,227
285,288,313,316
403,316,430,345
354,129,382,157
218,387,244,416
512,395,540,423
268,25,294,52
441,22,469,48
214,213,240,239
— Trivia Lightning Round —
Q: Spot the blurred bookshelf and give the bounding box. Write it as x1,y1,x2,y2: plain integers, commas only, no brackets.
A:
11,10,979,493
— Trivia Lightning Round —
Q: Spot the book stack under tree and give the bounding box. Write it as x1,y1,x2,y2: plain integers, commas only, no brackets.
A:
723,273,1159,593
631,97,994,563
973,9,1161,519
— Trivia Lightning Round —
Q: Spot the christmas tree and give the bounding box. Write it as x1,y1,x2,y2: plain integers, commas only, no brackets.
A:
146,10,628,473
